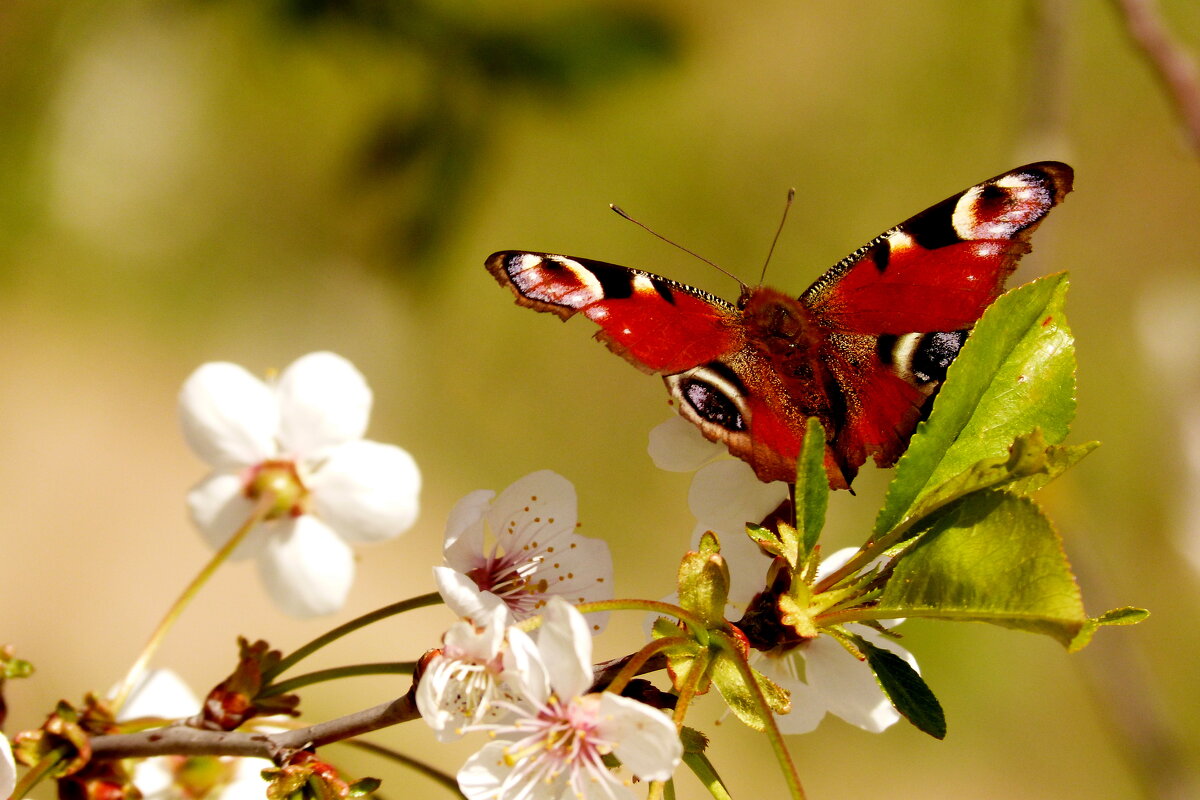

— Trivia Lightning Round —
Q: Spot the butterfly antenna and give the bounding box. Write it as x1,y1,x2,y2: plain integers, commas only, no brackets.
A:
610,204,747,291
759,187,795,285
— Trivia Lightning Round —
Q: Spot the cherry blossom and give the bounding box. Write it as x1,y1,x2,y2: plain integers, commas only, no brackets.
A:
651,420,916,734
434,470,612,630
416,606,538,742
456,598,681,800
746,547,916,734
179,351,420,617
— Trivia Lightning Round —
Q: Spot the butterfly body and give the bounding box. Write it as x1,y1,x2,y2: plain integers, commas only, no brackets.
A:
487,162,1073,488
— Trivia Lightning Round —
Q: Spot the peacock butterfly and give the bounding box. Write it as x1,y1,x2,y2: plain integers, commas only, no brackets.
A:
487,162,1073,489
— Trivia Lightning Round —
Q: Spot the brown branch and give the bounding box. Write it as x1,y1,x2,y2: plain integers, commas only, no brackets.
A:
88,694,419,763
1112,0,1200,156
87,649,672,763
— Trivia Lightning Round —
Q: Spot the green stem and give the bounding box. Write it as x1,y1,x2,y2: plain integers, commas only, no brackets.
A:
574,599,710,642
264,592,442,683
711,630,806,800
342,739,463,797
259,662,417,698
112,495,275,711
602,635,688,696
10,747,68,800
683,751,734,800
671,646,711,729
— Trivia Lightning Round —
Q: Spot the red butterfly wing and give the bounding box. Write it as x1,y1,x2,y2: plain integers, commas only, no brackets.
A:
486,251,742,374
803,162,1074,478
804,162,1073,333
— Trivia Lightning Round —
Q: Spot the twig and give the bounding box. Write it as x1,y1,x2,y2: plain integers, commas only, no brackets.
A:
1112,0,1200,157
88,694,420,762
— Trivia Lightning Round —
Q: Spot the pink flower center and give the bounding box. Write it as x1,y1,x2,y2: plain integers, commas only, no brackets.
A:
466,555,548,618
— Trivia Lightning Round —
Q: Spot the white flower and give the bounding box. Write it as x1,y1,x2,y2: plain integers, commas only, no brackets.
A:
434,470,612,630
456,598,681,800
417,606,536,742
179,351,421,617
746,547,915,735
120,670,271,800
650,419,916,734
0,731,16,800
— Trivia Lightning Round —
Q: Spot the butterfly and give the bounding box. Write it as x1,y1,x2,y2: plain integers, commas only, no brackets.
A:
486,162,1073,489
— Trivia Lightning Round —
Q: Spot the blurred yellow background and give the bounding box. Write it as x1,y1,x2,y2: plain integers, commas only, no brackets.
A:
1,1,1197,798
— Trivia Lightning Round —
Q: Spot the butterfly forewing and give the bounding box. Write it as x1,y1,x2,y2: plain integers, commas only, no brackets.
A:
486,251,742,374
803,162,1073,333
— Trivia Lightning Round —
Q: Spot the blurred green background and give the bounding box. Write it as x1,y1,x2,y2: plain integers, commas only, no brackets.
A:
1,1,1197,798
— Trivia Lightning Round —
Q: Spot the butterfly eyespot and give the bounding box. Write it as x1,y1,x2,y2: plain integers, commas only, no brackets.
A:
909,330,968,384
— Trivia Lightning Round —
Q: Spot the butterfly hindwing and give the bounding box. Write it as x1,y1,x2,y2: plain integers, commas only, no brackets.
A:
486,161,1073,489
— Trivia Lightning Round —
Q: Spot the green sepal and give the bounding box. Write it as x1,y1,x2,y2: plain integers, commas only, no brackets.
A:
794,416,829,560
348,778,382,797
1068,606,1150,652
745,522,796,566
677,531,730,625
875,491,1086,646
851,633,946,740
679,726,710,754
708,651,790,731
876,274,1075,537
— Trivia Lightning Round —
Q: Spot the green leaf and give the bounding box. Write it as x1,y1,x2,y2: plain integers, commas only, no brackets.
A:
794,416,829,560
854,634,946,739
1068,606,1150,652
876,274,1075,537
875,491,1086,646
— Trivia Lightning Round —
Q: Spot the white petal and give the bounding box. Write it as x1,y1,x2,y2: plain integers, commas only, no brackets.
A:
537,597,594,700
443,605,508,661
276,352,371,457
503,627,550,708
600,693,682,781
648,415,725,471
179,362,278,468
534,534,613,633
307,440,421,543
457,741,511,800
130,757,175,799
815,546,858,578
688,460,787,608
433,567,510,625
0,732,15,800
442,489,494,571
689,459,788,534
802,633,902,733
487,470,578,552
257,516,355,618
186,472,269,559
755,654,829,734
213,765,271,800
118,669,200,721
415,654,462,741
